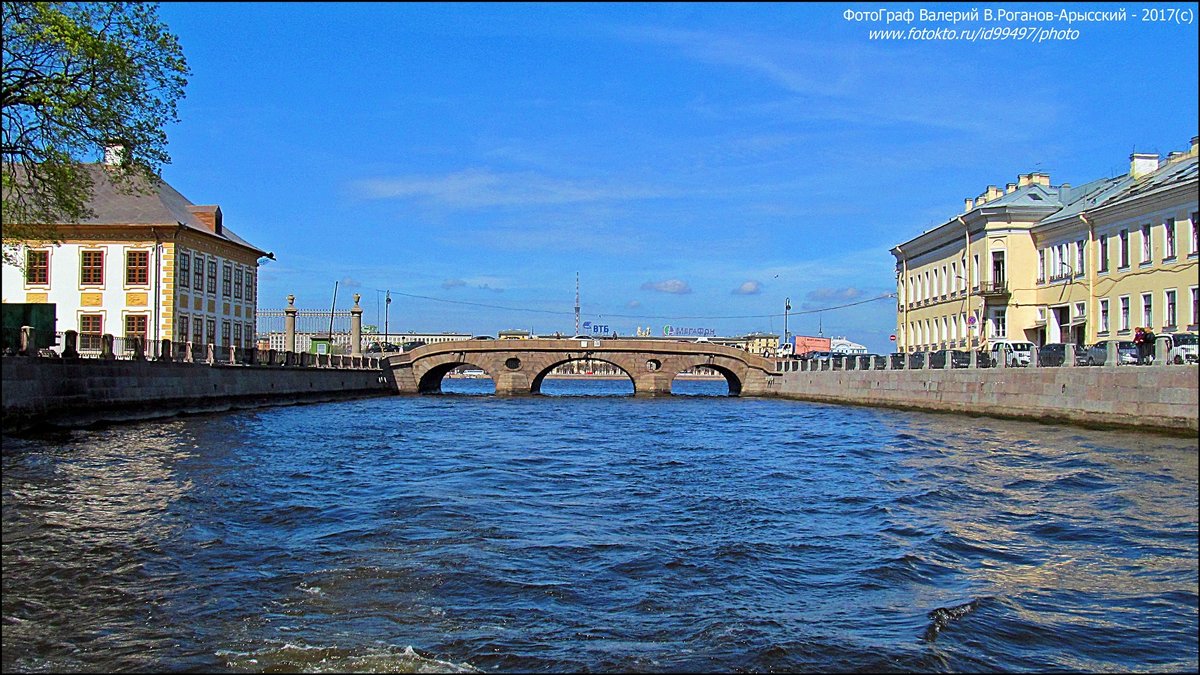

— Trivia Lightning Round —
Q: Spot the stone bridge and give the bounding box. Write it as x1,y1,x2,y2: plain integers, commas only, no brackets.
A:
383,338,782,396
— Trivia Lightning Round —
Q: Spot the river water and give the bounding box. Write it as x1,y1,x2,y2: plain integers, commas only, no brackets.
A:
3,379,1197,672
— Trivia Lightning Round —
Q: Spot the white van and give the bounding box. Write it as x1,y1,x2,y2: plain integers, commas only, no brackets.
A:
1163,333,1198,365
989,339,1034,367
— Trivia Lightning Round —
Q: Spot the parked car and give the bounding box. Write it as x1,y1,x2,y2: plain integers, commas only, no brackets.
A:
929,349,974,368
907,351,926,369
400,340,427,352
1163,332,1198,364
989,340,1034,367
889,353,907,369
365,341,401,354
1085,340,1138,366
1037,343,1088,367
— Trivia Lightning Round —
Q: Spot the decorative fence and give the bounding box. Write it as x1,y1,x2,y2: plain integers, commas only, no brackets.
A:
3,327,381,371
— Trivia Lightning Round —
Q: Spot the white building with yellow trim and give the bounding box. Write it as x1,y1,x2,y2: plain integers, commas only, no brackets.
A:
2,156,271,351
892,137,1198,352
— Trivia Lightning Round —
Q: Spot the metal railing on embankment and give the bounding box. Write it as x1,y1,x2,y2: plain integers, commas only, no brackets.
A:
2,326,382,371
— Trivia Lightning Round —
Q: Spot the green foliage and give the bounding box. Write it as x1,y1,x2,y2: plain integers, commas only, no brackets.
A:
1,2,189,265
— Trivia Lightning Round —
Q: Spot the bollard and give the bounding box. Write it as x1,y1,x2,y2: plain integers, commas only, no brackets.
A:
19,325,33,355
206,343,215,365
131,336,145,360
63,330,79,359
1064,343,1076,368
943,351,952,370
159,338,173,362
100,334,116,359
1155,335,1171,367
1106,341,1118,367
969,350,978,368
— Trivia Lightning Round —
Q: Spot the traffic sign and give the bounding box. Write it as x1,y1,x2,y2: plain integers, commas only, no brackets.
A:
889,334,896,341
967,315,977,325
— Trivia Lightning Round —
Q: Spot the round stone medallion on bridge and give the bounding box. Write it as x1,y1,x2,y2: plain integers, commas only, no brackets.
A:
646,359,661,371
505,357,522,370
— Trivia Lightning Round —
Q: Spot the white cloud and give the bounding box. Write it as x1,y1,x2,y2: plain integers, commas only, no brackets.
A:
732,280,762,295
352,169,677,209
641,279,692,294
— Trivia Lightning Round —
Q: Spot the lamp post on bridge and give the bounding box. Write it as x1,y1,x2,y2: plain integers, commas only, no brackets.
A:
784,297,791,350
384,290,391,344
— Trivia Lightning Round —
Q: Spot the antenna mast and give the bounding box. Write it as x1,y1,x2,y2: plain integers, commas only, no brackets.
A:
574,272,580,335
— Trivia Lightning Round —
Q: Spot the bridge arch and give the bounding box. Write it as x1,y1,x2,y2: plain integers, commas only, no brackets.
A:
530,356,636,395
661,355,749,396
416,357,496,394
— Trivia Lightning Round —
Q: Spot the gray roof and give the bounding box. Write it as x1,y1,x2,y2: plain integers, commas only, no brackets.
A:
1038,175,1131,226
71,164,267,256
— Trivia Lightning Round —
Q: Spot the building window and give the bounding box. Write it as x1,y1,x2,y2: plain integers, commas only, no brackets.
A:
992,309,1006,338
206,260,217,294
179,252,190,289
192,317,204,346
972,254,980,288
1099,235,1109,272
1119,230,1129,268
125,250,149,286
1119,296,1130,332
1165,289,1177,328
221,320,231,348
124,314,148,343
1164,218,1176,259
1140,223,1151,263
206,318,216,346
233,323,242,347
244,271,254,302
193,255,205,290
81,250,105,286
1037,249,1045,283
179,315,190,343
1076,240,1085,275
1099,299,1109,333
234,268,244,300
1142,293,1153,328
222,263,233,298
79,314,102,350
1192,287,1198,327
25,249,49,285
1192,212,1198,255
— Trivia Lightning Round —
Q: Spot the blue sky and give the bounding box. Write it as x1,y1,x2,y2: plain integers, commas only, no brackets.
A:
153,2,1198,352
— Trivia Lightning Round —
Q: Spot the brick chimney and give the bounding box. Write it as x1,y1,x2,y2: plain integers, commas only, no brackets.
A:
187,205,223,236
103,141,129,167
1129,153,1159,179
964,198,975,212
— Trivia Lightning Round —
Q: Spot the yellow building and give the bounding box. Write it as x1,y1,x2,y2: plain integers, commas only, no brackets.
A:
2,151,271,352
892,138,1198,352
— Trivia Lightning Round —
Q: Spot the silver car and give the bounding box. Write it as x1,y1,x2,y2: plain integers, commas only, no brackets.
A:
1085,340,1138,366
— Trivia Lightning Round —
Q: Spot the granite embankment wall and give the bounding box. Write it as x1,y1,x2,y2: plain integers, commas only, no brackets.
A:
777,365,1198,435
2,357,392,431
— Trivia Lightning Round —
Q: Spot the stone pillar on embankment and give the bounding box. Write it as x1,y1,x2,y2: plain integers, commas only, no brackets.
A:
285,294,298,354
350,294,363,357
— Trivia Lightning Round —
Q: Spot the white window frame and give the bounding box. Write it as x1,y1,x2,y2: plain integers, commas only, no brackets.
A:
1141,292,1153,328
1119,296,1130,332
1098,298,1109,334
1164,218,1176,259
1164,289,1177,329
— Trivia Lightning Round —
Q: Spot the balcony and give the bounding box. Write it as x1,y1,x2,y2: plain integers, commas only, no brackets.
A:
977,281,1009,297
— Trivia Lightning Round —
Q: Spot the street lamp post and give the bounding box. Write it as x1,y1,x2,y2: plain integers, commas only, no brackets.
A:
384,291,391,343
784,297,791,348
